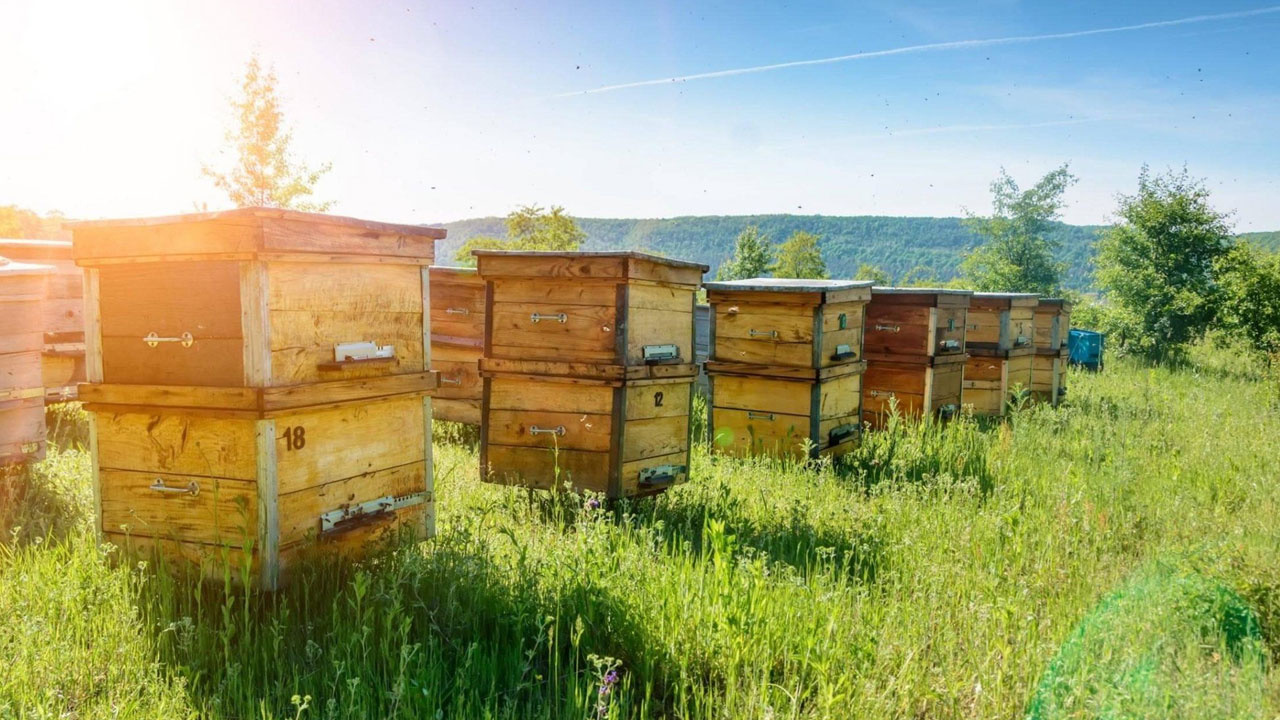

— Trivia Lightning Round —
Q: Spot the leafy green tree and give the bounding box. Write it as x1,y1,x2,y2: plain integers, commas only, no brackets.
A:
854,263,891,285
454,205,585,265
899,265,941,287
771,231,827,279
1094,166,1233,359
960,165,1077,294
203,55,332,211
1214,242,1280,360
716,225,774,280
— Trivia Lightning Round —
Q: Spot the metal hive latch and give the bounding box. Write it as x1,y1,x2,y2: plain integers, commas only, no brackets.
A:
643,344,680,363
319,492,428,535
334,341,395,362
639,464,687,487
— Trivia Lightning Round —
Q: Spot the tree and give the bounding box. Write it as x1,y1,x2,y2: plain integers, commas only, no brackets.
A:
1094,166,1233,360
1214,242,1280,360
716,225,774,280
854,263,891,285
771,231,827,279
453,204,585,265
960,165,1077,294
0,206,65,239
899,265,941,287
203,55,332,211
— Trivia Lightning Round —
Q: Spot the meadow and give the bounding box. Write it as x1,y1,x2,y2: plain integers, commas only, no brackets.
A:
2,346,1278,719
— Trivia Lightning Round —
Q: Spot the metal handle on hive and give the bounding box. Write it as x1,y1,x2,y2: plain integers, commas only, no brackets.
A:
149,478,199,496
869,390,896,399
746,411,775,421
445,307,470,315
530,425,567,436
748,329,778,339
874,324,900,333
530,312,567,324
440,376,462,386
143,331,194,348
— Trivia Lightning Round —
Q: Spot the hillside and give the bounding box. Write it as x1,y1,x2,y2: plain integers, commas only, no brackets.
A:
435,214,1106,290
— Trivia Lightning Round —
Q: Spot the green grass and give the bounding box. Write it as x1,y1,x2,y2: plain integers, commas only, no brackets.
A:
2,348,1279,719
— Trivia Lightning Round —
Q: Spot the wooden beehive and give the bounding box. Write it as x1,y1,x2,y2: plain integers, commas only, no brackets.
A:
0,239,85,401
429,266,484,424
0,257,52,465
703,279,872,459
69,208,444,588
1031,298,1072,405
475,251,707,497
861,287,972,427
962,292,1039,416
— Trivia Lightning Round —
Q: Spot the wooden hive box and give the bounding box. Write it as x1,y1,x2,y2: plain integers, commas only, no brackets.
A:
0,257,52,466
429,266,484,424
89,394,431,589
68,208,445,588
474,251,708,497
1031,298,1072,405
703,278,872,459
861,287,972,427
704,278,873,370
0,239,85,401
69,207,443,392
962,292,1039,416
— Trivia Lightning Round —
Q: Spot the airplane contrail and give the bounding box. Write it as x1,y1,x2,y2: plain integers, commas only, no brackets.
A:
556,5,1280,97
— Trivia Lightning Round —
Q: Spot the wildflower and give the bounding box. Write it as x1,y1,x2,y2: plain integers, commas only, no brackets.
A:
596,667,619,718
586,497,601,511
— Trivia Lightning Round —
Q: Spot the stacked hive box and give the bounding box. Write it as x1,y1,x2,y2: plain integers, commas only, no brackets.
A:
0,256,52,466
429,266,484,424
704,279,871,460
962,292,1039,416
0,239,85,401
475,251,707,498
862,287,973,428
1031,298,1072,405
69,208,443,589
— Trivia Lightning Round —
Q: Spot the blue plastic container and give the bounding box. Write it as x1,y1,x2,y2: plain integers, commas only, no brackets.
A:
1067,329,1104,371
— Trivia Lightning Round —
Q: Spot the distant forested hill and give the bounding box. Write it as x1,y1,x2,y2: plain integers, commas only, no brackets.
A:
435,214,1106,290
1239,231,1280,253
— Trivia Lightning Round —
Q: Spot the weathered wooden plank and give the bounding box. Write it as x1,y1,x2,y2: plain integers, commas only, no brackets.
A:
94,409,258,479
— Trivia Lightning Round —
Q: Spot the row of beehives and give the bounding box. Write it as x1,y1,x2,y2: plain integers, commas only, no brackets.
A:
0,240,86,466
429,261,1071,497
0,207,1070,589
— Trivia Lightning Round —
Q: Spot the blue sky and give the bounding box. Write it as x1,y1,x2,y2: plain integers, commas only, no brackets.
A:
2,0,1278,229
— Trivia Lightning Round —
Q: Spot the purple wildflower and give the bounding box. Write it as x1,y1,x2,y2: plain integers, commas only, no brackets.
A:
586,497,602,510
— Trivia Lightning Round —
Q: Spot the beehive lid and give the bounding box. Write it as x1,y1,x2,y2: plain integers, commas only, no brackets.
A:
0,239,73,261
971,291,1041,309
1037,297,1073,311
430,265,480,279
67,207,444,263
473,250,709,284
871,286,973,295
703,278,871,293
